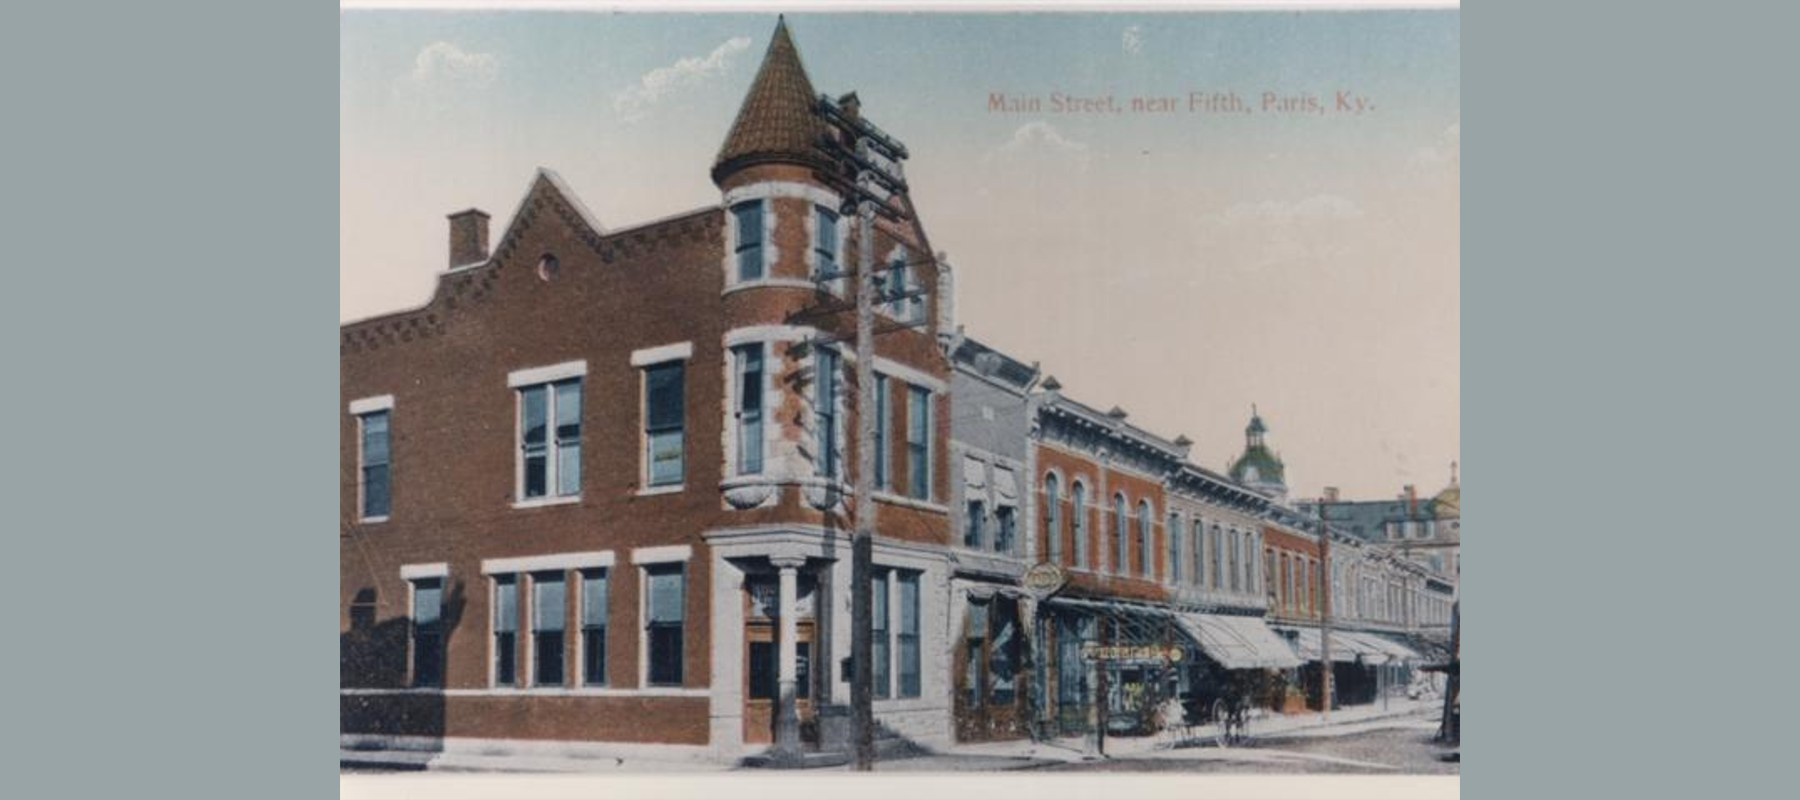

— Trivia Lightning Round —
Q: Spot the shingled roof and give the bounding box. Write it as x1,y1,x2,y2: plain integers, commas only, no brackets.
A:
711,17,832,185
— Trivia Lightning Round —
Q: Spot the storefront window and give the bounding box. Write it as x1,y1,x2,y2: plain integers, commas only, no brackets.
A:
990,599,1019,706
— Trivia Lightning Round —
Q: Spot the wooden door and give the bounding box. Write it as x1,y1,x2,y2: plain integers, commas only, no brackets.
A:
743,619,817,747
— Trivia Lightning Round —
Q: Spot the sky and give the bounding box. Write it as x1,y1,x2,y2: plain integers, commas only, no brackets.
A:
340,9,1460,500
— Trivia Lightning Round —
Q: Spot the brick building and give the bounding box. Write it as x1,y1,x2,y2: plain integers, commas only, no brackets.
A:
340,20,957,763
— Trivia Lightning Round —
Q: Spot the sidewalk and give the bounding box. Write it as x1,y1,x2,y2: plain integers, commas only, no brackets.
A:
935,696,1442,765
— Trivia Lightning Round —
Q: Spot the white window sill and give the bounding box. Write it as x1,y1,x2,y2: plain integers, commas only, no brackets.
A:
637,483,685,497
512,495,581,510
359,515,390,525
873,491,948,514
722,278,818,296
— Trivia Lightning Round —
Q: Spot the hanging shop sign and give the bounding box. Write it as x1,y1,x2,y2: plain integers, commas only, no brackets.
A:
1022,562,1069,599
1082,643,1185,663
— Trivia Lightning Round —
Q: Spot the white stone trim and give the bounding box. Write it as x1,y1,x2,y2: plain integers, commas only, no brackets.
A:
507,359,587,388
722,180,842,211
635,483,686,497
510,495,581,511
631,544,693,565
348,394,394,415
482,551,615,575
723,324,816,347
873,357,947,394
873,490,950,515
399,562,449,580
629,341,693,367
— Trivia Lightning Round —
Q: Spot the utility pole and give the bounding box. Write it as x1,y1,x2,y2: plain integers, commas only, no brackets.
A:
812,92,916,772
1318,506,1333,722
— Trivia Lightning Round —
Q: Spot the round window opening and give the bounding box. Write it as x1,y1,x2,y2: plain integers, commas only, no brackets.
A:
536,254,560,282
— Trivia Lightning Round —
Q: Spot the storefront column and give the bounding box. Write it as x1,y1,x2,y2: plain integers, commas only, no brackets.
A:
772,556,806,758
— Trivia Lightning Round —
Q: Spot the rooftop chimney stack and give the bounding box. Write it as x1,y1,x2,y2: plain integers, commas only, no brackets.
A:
448,208,491,268
1405,484,1418,517
1323,486,1339,502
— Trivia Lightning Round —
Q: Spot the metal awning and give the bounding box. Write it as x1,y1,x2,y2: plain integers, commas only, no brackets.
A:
1175,612,1303,671
1362,632,1428,664
1042,596,1182,647
993,467,1019,507
1274,627,1403,665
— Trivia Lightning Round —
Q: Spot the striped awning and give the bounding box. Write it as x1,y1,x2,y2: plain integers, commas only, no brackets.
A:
1175,612,1303,671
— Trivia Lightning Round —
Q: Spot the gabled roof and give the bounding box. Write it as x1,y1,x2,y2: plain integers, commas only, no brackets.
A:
711,17,831,185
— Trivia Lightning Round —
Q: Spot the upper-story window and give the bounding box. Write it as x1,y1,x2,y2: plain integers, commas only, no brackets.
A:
518,378,582,501
643,361,686,487
1137,501,1154,578
816,348,842,480
357,407,392,520
1228,531,1243,592
732,200,764,281
964,498,985,549
1071,481,1089,569
1112,494,1129,575
1191,519,1206,587
1044,474,1063,565
884,246,909,317
874,374,890,490
1167,513,1181,584
813,205,839,279
732,344,765,476
1265,548,1278,604
905,385,931,499
1211,525,1225,588
995,504,1016,555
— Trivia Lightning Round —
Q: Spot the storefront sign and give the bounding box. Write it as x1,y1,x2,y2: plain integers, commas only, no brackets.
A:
1021,562,1068,598
1082,643,1184,663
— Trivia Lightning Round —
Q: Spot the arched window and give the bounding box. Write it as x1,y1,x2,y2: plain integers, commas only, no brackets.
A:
1137,501,1154,578
1191,519,1205,586
1044,473,1063,565
1211,525,1225,589
1113,494,1129,575
1167,512,1181,584
1071,482,1089,569
1228,530,1241,592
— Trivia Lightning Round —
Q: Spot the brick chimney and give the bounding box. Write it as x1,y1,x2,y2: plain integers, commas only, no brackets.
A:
1404,484,1418,517
447,208,490,268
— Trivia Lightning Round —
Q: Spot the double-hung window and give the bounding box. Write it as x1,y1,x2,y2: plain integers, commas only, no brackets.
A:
493,575,520,686
897,571,920,697
359,409,391,519
964,499,985,549
1168,514,1182,584
581,569,608,686
644,362,685,487
519,379,582,500
1138,501,1154,578
1212,527,1225,588
532,573,566,687
1192,520,1206,586
1071,483,1088,569
409,577,443,687
874,375,890,490
994,505,1016,555
906,386,930,500
871,572,891,699
732,200,764,281
814,205,839,280
1113,495,1129,574
732,344,765,475
644,564,685,686
884,247,908,316
815,349,840,480
1044,475,1063,565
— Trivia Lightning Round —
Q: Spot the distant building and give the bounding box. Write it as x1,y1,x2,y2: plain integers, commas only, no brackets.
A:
1228,407,1288,501
1296,464,1461,581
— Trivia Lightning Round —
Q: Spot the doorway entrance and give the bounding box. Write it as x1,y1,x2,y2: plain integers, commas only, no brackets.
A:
742,574,819,748
955,594,1028,741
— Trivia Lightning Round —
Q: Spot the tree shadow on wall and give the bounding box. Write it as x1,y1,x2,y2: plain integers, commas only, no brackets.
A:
340,581,468,751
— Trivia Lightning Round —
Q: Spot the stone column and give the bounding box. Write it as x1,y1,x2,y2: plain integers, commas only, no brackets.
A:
772,555,807,759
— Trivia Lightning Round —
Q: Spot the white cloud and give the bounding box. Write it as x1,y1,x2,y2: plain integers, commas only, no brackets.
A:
1122,25,1145,55
1408,122,1461,169
988,120,1090,165
613,36,752,123
403,41,498,90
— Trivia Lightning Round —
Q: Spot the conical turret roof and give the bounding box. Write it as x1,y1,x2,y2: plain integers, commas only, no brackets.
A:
711,17,830,185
